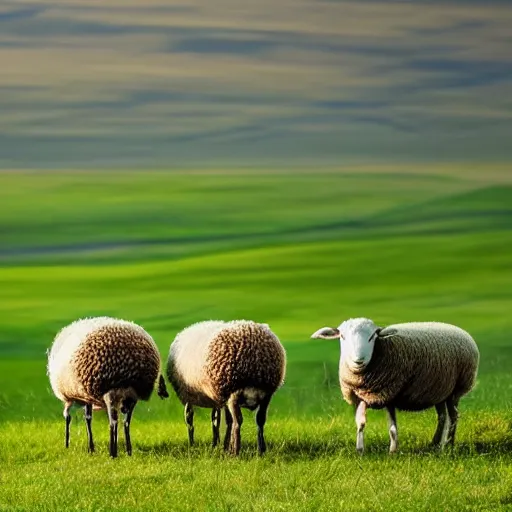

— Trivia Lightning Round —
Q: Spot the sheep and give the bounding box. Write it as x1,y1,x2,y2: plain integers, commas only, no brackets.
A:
47,316,168,458
311,318,479,454
167,320,286,455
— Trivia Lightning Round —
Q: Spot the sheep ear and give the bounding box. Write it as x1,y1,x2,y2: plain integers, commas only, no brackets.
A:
371,327,382,340
311,327,340,340
378,327,397,339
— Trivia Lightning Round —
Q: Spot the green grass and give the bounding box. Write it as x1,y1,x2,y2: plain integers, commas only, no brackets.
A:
1,168,512,511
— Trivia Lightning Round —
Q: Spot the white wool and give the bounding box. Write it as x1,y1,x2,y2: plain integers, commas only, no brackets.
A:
383,321,473,340
47,316,152,402
168,320,226,390
338,319,476,368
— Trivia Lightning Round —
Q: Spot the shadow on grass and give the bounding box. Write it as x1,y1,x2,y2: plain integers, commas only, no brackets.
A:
25,436,512,464
135,437,357,460
134,438,397,461
134,434,512,461
136,439,215,458
451,438,512,456
402,436,512,458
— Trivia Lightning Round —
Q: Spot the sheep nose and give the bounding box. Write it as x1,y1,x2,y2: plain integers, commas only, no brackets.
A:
353,358,364,365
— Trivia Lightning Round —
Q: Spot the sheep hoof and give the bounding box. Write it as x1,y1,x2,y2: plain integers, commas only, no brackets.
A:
429,443,444,454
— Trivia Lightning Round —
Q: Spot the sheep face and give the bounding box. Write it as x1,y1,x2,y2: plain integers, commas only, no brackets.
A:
338,318,380,371
311,318,381,371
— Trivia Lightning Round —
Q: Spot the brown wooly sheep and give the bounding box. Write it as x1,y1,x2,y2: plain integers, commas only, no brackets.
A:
47,317,168,458
167,320,286,455
311,318,479,454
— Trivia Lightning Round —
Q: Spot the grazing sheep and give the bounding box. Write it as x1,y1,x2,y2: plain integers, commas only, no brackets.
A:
47,316,168,458
311,318,479,454
167,320,286,455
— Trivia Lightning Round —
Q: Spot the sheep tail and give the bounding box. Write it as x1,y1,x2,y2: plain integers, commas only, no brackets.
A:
158,374,169,399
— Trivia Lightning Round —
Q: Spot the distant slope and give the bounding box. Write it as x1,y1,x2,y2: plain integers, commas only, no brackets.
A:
2,170,509,264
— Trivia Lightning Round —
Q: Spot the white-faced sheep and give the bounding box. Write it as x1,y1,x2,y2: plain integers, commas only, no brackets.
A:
167,320,286,455
47,317,168,458
311,318,479,454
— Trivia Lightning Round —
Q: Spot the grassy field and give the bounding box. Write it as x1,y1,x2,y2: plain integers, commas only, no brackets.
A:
1,168,512,511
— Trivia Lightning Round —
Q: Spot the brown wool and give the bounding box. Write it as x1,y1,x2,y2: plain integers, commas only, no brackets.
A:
166,320,286,455
167,320,286,408
49,318,167,409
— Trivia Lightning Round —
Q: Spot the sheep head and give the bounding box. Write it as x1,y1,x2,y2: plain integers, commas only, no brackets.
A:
312,318,381,372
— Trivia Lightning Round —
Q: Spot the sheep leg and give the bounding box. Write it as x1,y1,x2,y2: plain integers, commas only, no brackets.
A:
446,396,459,446
64,401,73,448
227,395,243,456
184,403,194,446
256,395,271,455
112,411,119,458
211,408,221,448
386,406,398,454
84,403,95,453
431,401,448,448
223,406,233,451
355,400,367,454
122,399,136,456
105,395,119,458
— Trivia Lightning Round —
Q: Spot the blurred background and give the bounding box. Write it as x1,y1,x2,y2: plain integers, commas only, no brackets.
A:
1,0,511,168
0,1,511,424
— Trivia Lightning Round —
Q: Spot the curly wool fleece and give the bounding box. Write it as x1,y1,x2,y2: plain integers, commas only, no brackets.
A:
167,320,286,408
48,317,166,408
